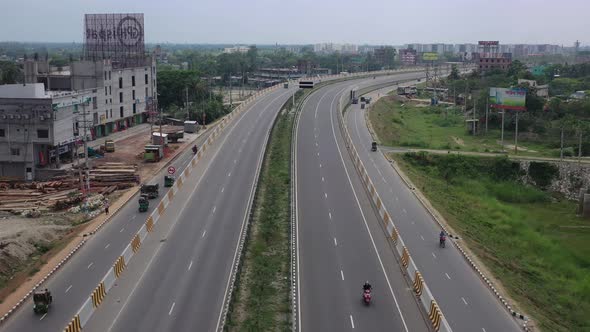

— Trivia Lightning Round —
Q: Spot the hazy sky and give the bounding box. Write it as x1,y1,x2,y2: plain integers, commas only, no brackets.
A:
1,0,588,45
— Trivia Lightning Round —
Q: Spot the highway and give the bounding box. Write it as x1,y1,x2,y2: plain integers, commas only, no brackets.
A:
296,73,433,332
0,87,294,332
344,86,522,331
81,87,296,331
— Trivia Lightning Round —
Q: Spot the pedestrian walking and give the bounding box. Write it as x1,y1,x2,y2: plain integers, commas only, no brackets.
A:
104,200,110,215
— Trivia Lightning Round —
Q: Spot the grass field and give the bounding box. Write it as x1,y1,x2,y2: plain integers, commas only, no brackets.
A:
369,96,568,157
226,92,300,331
395,152,590,331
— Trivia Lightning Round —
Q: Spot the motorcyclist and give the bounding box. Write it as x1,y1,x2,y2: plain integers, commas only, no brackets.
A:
439,230,446,246
192,145,198,154
363,281,372,292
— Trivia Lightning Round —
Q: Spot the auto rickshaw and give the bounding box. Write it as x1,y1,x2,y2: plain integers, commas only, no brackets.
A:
371,141,377,152
138,194,149,212
164,175,175,187
33,289,52,314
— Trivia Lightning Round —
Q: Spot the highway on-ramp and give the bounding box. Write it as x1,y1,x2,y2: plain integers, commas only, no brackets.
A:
344,86,522,331
296,73,433,332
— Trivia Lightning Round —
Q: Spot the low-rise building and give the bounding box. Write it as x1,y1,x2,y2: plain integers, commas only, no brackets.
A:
399,48,418,66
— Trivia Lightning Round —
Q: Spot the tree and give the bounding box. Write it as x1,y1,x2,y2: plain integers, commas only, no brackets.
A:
557,115,576,160
573,119,590,161
507,60,526,77
449,64,460,80
0,61,20,84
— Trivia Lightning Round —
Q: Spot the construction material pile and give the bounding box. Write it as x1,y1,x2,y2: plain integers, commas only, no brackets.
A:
0,162,139,214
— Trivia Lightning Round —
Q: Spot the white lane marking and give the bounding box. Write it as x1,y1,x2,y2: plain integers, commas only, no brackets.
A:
350,315,355,329
213,206,217,214
169,302,175,315
382,176,387,183
105,243,110,249
402,208,407,214
188,261,193,271
234,159,237,164
328,87,409,332
334,238,338,246
322,176,325,182
65,285,72,293
202,230,207,238
317,152,320,157
340,270,345,280
328,212,332,220
39,313,47,321
432,252,437,259
319,163,322,168
462,297,468,306
395,196,399,201
445,273,451,280
131,215,137,220
482,328,487,332
228,172,231,177
315,142,318,147
87,262,94,269
120,227,124,233
221,187,225,193
420,235,424,241
324,193,327,199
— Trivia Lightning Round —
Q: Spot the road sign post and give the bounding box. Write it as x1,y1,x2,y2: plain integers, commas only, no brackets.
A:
167,166,176,175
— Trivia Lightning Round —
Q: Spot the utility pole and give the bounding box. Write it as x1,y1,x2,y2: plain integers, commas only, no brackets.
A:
472,95,477,136
500,110,505,152
514,111,519,154
185,86,189,120
485,96,489,134
229,72,233,108
78,100,91,193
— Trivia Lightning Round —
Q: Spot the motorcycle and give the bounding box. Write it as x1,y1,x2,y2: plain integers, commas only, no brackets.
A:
439,236,446,248
362,289,372,305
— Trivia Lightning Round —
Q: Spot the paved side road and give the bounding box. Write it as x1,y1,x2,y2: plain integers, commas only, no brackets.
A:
344,87,523,332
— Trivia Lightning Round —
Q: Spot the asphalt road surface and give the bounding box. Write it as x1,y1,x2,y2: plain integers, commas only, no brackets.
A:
82,87,296,332
0,87,294,332
296,73,434,332
344,86,522,331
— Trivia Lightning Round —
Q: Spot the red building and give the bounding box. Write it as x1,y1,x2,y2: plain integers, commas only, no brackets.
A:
399,48,417,66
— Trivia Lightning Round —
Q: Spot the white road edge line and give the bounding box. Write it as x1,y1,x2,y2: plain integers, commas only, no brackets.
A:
329,85,410,332
216,89,295,331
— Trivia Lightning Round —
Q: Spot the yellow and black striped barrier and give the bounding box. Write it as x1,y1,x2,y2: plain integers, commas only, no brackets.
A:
91,282,106,308
390,226,399,243
131,234,141,253
113,256,126,278
428,300,443,331
413,271,424,296
63,315,81,332
401,246,410,268
146,216,154,232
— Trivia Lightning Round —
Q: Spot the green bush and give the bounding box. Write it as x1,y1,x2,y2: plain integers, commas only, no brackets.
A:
528,162,559,189
487,181,549,203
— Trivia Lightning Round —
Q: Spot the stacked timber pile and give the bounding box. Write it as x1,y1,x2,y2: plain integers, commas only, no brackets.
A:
86,162,139,190
0,180,81,213
0,162,139,213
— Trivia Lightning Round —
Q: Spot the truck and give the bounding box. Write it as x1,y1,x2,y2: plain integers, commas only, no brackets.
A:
397,86,417,96
104,140,115,152
154,127,184,143
144,144,164,162
140,183,159,199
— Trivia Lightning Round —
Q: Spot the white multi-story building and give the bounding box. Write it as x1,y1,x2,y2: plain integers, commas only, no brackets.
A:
0,56,157,179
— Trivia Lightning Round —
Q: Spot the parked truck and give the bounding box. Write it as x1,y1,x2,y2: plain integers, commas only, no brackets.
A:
154,127,184,143
104,140,115,152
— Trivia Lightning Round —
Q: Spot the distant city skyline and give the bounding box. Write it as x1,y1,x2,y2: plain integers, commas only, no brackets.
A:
0,0,588,46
